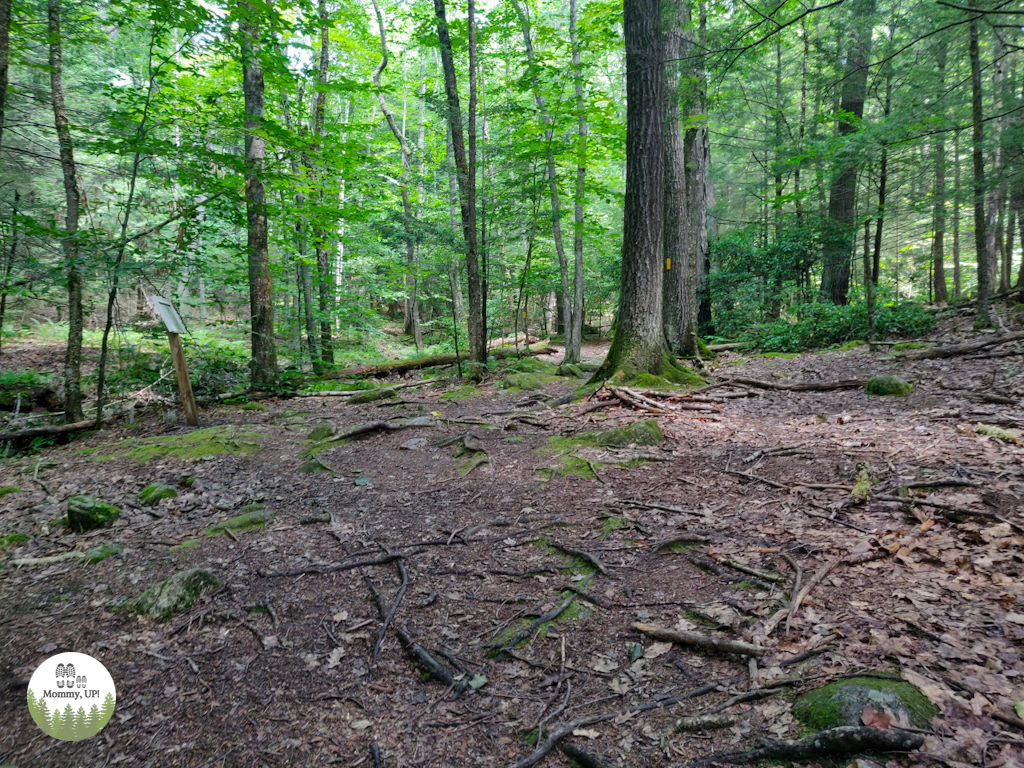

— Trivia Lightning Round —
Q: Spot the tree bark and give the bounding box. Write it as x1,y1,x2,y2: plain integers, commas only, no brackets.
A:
47,0,85,423
953,131,962,296
434,0,485,369
932,39,948,303
370,0,421,351
0,0,10,151
510,0,572,355
988,34,1007,295
819,0,875,305
969,0,991,326
566,0,587,365
871,68,891,289
312,0,334,364
692,6,712,337
662,0,694,357
594,0,671,380
241,3,278,387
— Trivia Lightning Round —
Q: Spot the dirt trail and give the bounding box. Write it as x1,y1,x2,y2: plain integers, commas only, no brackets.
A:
1,329,1023,768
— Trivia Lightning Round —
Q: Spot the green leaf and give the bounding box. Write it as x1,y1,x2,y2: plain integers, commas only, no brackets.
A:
1015,701,1024,722
468,674,488,690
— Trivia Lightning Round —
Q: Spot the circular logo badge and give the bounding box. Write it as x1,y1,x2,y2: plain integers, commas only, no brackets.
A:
27,652,117,741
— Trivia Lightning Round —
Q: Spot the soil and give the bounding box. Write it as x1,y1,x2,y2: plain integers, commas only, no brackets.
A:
1,319,1023,768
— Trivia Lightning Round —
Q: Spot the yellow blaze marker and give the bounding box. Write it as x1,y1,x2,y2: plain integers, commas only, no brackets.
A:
666,258,671,270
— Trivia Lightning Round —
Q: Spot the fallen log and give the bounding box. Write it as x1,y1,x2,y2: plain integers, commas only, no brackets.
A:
325,343,556,379
688,726,924,767
0,418,100,443
631,622,768,657
897,330,1024,361
723,377,867,392
487,332,541,349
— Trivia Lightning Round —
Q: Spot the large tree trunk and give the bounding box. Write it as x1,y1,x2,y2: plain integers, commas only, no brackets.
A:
932,39,948,303
969,0,991,326
819,0,875,305
953,130,962,296
241,3,278,387
987,35,1007,296
47,0,84,422
566,0,587,365
370,0,421,351
510,0,572,354
594,0,673,380
434,0,485,369
0,0,10,151
312,0,334,365
662,0,694,356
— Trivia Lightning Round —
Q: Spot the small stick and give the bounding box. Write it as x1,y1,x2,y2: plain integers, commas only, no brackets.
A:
546,541,609,576
651,534,711,553
257,553,402,578
787,555,842,628
665,713,740,734
373,558,408,665
495,591,580,653
558,743,620,768
718,558,783,583
780,553,803,637
631,622,768,657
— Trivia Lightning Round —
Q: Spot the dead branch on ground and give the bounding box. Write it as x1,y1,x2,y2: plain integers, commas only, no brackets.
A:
687,726,924,766
631,622,768,657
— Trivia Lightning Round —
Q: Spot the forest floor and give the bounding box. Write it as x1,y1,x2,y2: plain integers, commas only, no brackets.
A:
1,317,1023,768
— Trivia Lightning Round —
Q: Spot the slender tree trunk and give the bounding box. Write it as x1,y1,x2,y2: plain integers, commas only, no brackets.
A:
819,0,875,305
48,0,84,422
931,40,948,303
795,19,808,225
444,126,466,328
1006,208,1016,293
989,35,1008,294
0,190,18,355
693,6,713,335
312,0,334,364
953,131,962,296
434,0,484,368
566,0,587,365
241,3,278,387
594,0,672,380
871,69,891,288
969,0,991,325
0,0,10,151
510,0,571,350
662,0,692,356
371,0,421,350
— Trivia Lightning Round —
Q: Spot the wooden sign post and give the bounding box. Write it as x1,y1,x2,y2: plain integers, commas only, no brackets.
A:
150,296,199,427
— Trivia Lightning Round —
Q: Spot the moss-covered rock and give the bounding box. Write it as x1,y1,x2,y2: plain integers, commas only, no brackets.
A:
85,543,123,564
851,461,875,502
307,423,336,441
588,419,664,447
348,387,398,404
106,427,263,463
793,677,939,731
498,373,546,391
206,504,274,535
865,375,913,397
440,385,480,401
138,484,177,506
509,357,558,374
66,496,121,533
557,363,584,378
128,568,220,620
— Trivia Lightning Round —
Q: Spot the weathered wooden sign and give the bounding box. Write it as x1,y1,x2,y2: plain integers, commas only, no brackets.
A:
149,295,199,427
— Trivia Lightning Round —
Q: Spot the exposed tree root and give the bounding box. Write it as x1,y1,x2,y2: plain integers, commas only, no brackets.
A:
558,742,621,768
493,590,580,654
256,553,403,578
546,541,609,576
896,330,1024,360
687,726,925,767
719,376,867,391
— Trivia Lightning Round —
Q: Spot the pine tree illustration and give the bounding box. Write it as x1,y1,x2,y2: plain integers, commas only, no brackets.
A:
99,692,115,729
35,695,51,733
74,706,88,740
62,703,75,740
50,707,63,737
87,702,101,737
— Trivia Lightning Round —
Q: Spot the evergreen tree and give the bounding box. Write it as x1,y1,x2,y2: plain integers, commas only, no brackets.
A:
99,692,116,730
87,702,101,737
50,707,63,737
62,703,75,740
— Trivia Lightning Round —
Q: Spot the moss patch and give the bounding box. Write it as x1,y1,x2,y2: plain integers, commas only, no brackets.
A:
507,357,558,375
497,373,548,391
138,484,178,506
85,543,124,564
974,423,1022,445
307,423,336,442
107,427,263,463
239,401,267,411
441,385,480,401
206,504,274,535
0,485,19,498
348,387,399,404
171,539,200,552
580,419,664,448
557,363,585,378
599,516,623,539
793,676,939,731
66,496,121,532
835,340,867,351
756,352,801,359
0,532,29,550
866,375,913,397
127,568,220,620
892,342,929,351
851,461,876,502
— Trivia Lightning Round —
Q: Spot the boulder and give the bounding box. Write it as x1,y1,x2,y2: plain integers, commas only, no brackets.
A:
589,419,664,447
793,676,939,731
66,496,121,533
865,375,913,397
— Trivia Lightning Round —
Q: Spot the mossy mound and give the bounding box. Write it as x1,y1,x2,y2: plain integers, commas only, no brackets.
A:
866,375,913,397
138,484,178,506
0,532,29,550
756,352,801,359
107,427,263,463
0,485,19,498
974,423,1022,444
892,342,929,351
441,385,480,401
508,357,558,375
128,568,220,620
498,373,547,391
557,363,585,378
851,461,876,502
307,423,336,441
206,504,274,535
793,677,939,731
66,496,121,533
585,419,664,448
239,401,267,411
85,543,124,564
348,388,398,404
171,539,200,552
835,340,867,351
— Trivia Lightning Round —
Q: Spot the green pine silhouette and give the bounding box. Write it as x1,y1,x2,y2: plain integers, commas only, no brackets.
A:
98,692,115,730
74,706,88,739
87,702,101,737
62,703,75,740
50,707,63,737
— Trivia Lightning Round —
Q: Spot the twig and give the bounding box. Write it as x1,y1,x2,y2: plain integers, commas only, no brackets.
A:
494,590,581,654
546,541,609,576
780,553,803,637
631,622,768,657
257,553,403,578
373,558,408,665
651,534,712,552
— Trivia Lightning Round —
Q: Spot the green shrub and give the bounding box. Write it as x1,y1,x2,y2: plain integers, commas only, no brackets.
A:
751,302,935,353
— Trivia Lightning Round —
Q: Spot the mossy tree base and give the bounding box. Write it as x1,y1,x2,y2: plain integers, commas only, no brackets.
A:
590,342,703,388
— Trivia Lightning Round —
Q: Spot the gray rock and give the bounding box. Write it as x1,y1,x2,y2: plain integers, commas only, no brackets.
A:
401,438,428,450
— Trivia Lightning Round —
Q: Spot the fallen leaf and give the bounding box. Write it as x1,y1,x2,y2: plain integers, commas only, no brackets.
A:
351,720,372,731
645,642,673,659
333,611,348,623
861,707,890,729
468,674,488,690
572,729,600,739
326,647,345,669
262,635,280,649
